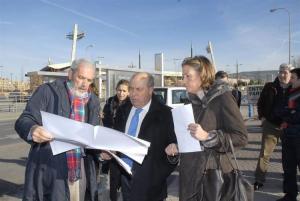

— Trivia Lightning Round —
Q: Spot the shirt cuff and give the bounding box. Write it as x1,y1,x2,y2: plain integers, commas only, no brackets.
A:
201,130,219,148
27,132,33,141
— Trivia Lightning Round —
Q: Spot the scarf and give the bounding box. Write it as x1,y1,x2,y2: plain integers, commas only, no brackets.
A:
66,81,91,182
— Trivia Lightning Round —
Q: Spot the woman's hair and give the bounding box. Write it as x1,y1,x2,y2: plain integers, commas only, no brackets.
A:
116,79,129,90
291,68,300,79
181,55,215,89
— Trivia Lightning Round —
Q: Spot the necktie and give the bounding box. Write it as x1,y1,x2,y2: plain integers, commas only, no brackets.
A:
122,108,143,168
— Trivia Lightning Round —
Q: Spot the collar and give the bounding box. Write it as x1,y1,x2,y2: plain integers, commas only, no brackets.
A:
133,99,152,113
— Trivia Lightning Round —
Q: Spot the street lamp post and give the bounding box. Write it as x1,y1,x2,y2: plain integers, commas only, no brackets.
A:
85,44,94,60
236,61,243,83
96,57,104,99
270,8,291,64
66,24,85,62
0,66,3,93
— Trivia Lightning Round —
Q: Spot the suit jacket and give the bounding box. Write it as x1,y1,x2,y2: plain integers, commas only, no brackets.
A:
15,79,100,201
113,95,177,201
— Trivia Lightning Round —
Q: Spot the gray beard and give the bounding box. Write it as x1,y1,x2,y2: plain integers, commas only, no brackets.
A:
71,88,89,99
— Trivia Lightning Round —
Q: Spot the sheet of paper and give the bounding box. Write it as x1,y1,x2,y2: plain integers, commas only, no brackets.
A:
50,140,80,155
108,151,132,175
121,152,146,164
92,126,149,155
41,111,94,154
171,104,202,153
41,111,150,165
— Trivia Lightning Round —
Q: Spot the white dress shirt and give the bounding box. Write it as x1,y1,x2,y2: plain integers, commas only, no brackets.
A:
125,99,152,137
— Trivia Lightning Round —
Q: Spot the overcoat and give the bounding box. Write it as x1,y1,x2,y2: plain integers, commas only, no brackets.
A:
15,79,100,201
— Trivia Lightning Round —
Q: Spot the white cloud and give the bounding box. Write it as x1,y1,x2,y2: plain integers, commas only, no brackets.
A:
40,0,139,37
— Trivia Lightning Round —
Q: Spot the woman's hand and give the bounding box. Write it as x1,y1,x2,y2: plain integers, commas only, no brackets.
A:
188,123,209,141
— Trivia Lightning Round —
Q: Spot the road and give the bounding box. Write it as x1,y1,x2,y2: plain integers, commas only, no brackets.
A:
0,117,30,201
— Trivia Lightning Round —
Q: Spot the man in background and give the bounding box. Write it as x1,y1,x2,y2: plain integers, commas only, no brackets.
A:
253,63,293,190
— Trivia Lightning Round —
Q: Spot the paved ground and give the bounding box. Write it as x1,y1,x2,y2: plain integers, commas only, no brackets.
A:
0,108,294,201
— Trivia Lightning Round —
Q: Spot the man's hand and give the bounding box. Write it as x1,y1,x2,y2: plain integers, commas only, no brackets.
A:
165,143,178,156
188,123,209,141
31,125,53,143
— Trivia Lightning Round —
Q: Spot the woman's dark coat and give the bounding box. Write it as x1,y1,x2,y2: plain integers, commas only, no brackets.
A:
179,82,248,201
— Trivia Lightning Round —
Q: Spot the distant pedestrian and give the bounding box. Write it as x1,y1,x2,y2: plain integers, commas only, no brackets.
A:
215,70,229,83
277,68,300,201
215,70,241,107
253,63,293,191
232,84,242,108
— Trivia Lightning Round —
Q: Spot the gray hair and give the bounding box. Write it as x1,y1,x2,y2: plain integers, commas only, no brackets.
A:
70,58,95,72
131,72,154,88
279,63,294,71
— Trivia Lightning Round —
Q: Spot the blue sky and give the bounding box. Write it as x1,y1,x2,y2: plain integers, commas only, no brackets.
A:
0,0,299,80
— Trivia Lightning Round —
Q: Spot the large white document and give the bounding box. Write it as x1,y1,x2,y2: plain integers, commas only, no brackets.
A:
171,104,202,153
41,111,150,174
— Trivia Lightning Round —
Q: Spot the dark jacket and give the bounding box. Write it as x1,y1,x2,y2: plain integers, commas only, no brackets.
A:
15,79,100,201
102,95,130,201
113,95,177,201
179,82,248,201
102,95,130,128
281,87,300,138
232,89,242,108
257,78,290,125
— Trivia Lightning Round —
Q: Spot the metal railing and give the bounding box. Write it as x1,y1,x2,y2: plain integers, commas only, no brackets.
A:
0,95,30,113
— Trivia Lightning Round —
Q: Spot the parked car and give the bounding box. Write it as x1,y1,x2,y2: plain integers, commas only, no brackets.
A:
154,87,188,108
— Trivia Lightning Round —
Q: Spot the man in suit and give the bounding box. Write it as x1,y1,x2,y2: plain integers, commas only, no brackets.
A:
15,59,100,201
102,72,178,201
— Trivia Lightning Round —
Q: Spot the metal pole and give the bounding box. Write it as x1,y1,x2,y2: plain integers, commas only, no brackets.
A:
0,66,3,93
270,8,291,64
161,53,164,87
85,44,94,60
288,11,291,64
138,49,141,69
71,24,78,62
207,41,217,71
236,61,239,83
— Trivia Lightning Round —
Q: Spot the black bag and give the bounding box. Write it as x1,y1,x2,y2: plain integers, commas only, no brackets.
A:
196,136,254,201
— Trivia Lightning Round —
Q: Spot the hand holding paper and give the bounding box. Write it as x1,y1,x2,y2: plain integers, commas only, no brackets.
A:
171,104,202,153
41,111,151,175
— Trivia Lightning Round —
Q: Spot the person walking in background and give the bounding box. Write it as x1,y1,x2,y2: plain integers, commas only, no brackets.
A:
102,79,130,201
15,59,100,201
277,68,300,201
232,83,242,108
179,56,248,201
253,63,293,190
215,70,242,108
102,79,130,128
215,70,229,83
